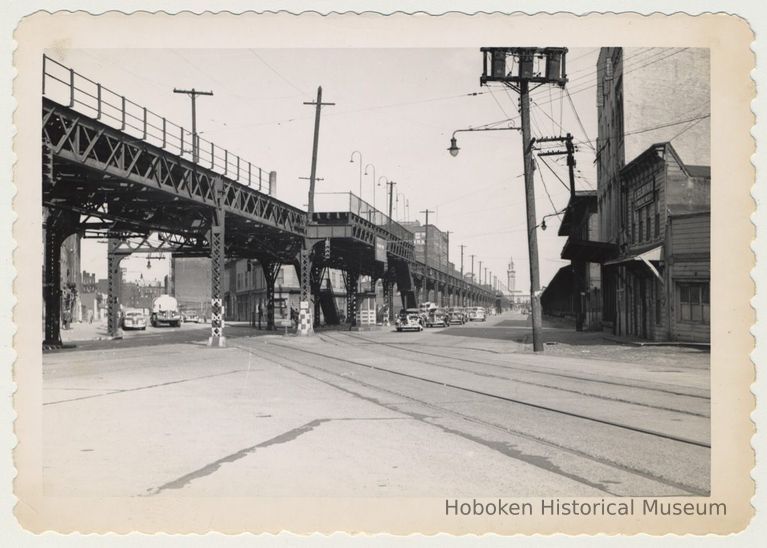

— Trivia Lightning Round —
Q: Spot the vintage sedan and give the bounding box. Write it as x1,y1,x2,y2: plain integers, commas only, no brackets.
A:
396,309,424,332
121,309,147,330
426,308,450,328
469,307,487,322
447,307,466,325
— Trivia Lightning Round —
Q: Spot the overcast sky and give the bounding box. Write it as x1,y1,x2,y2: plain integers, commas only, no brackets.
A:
48,47,604,289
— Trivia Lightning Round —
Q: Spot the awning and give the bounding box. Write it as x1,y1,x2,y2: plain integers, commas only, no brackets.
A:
604,246,664,283
561,239,619,263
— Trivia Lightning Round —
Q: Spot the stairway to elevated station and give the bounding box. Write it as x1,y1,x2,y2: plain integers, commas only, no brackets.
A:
318,280,341,326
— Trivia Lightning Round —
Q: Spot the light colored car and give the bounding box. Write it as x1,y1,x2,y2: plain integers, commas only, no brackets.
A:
122,309,147,330
469,307,486,322
396,309,424,332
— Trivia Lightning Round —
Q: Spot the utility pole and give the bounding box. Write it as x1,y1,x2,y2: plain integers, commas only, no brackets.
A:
298,86,335,335
470,254,475,282
444,231,452,272
386,181,397,224
420,209,435,269
480,47,567,351
519,78,544,350
304,86,335,216
173,88,213,163
478,260,483,285
460,245,467,277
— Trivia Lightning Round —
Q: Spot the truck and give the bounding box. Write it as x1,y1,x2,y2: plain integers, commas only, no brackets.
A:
151,294,181,327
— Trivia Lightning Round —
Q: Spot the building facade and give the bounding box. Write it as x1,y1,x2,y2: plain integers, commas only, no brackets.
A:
400,221,449,271
604,144,710,341
593,47,710,341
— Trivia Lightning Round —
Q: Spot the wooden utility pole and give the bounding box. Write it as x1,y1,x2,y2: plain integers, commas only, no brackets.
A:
420,209,435,269
386,181,397,222
480,47,567,352
459,245,467,277
304,86,335,216
519,78,544,351
173,88,213,163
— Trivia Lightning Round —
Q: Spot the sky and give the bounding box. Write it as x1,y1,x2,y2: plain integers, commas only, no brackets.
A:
47,47,604,290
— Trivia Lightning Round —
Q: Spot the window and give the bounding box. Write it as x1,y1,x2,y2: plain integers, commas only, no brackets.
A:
678,283,710,324
645,206,651,240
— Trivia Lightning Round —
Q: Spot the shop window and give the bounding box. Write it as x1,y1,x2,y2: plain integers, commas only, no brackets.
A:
678,283,710,324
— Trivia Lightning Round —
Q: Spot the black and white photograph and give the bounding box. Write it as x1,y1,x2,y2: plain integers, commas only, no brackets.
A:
8,10,757,537
40,44,712,494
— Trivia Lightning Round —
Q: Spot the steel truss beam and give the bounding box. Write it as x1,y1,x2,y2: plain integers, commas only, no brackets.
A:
44,99,306,238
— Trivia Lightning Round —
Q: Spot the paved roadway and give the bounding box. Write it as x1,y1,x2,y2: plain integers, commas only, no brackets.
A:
43,312,710,498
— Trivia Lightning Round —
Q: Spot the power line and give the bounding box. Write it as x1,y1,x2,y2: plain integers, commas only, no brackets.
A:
565,88,596,152
668,115,709,143
534,158,562,218
537,156,571,193
248,49,306,96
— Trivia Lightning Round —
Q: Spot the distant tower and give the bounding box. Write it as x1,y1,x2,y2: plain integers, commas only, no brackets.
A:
507,257,516,294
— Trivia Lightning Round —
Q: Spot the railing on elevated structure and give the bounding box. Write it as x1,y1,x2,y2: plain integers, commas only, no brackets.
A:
42,55,273,194
314,193,493,297
313,192,414,243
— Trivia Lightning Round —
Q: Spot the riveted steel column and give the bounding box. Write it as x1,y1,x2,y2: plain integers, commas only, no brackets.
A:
43,210,64,346
262,261,279,330
383,278,394,324
107,238,124,339
310,263,323,328
346,269,359,327
208,177,226,347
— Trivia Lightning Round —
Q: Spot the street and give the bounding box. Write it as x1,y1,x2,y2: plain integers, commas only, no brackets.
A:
43,312,710,498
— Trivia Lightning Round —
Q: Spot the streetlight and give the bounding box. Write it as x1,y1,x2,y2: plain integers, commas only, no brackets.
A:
447,126,520,157
377,175,389,215
350,151,363,198
364,163,376,209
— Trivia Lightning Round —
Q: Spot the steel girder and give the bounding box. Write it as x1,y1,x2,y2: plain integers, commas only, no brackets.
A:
43,99,306,241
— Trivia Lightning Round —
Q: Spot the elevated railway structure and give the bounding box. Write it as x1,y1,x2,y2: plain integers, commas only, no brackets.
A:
41,56,496,346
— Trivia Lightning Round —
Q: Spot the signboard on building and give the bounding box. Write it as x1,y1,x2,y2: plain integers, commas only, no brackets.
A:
375,237,387,263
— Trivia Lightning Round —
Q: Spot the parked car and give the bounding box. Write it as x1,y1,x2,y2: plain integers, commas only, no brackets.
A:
469,307,486,322
396,308,424,332
426,308,450,328
122,309,147,330
183,311,201,323
447,307,466,325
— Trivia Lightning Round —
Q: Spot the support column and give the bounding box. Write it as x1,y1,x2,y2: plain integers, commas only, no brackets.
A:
43,211,67,346
107,238,124,339
262,260,280,330
346,269,359,327
383,278,394,324
208,178,226,347
310,263,324,328
297,246,314,335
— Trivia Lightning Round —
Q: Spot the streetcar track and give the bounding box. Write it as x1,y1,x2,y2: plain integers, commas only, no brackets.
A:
331,331,710,401
242,341,707,496
318,333,708,418
258,339,710,449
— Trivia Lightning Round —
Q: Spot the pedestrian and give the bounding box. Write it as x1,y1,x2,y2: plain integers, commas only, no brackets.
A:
257,303,263,330
88,309,94,324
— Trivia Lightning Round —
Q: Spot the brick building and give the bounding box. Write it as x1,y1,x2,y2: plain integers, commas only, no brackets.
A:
400,221,450,271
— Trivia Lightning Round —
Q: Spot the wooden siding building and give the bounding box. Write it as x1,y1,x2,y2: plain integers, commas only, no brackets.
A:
603,143,710,342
